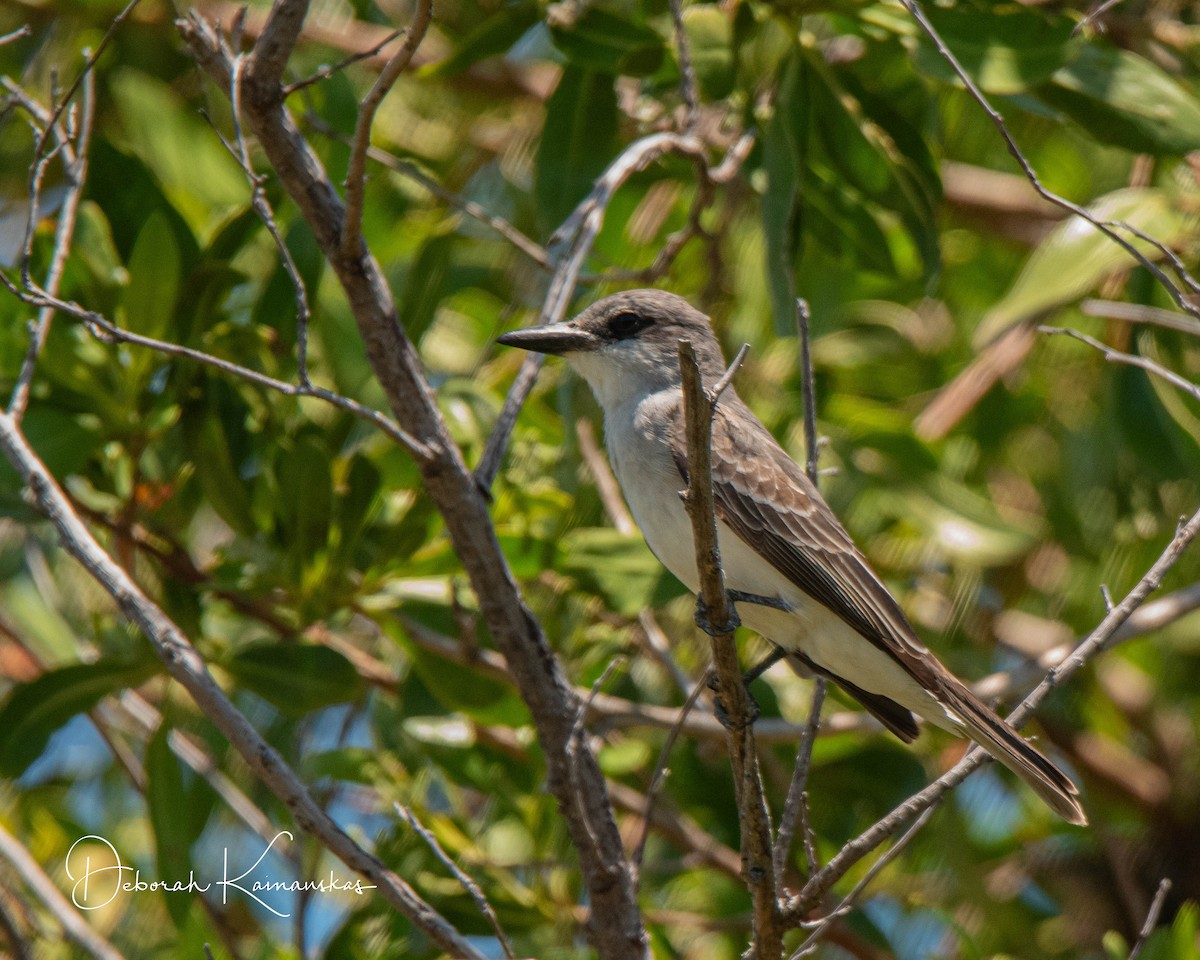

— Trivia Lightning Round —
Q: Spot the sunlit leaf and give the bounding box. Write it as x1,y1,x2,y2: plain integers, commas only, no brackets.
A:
976,187,1194,344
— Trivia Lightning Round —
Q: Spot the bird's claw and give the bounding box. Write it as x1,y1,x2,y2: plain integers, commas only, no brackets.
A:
693,594,740,637
707,672,761,729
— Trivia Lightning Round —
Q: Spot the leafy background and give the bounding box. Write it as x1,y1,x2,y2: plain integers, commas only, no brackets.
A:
2,0,1200,957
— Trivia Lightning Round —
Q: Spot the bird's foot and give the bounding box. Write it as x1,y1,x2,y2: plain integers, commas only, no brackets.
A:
707,672,760,729
727,589,793,613
693,594,740,637
743,645,787,685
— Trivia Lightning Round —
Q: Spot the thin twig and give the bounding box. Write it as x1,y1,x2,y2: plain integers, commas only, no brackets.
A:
1080,299,1200,337
902,0,1200,321
667,0,700,130
774,682,825,883
0,25,31,47
35,0,141,157
633,667,712,880
0,276,432,459
227,55,314,385
1128,878,1172,960
341,0,433,257
773,298,826,884
302,112,551,268
395,804,516,960
678,339,783,956
788,808,935,957
8,65,94,420
1040,326,1200,402
283,27,404,96
476,128,728,492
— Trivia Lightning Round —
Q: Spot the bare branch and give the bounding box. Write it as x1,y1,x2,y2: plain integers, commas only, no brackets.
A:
633,668,712,878
341,0,432,258
33,0,141,158
227,54,314,385
1039,325,1200,402
678,338,783,957
0,823,126,960
476,129,723,492
667,0,700,130
0,25,31,47
302,115,551,268
1128,878,1172,960
788,808,935,957
282,27,404,96
0,411,486,960
8,64,94,420
901,0,1200,321
395,804,516,960
0,278,433,459
774,298,826,885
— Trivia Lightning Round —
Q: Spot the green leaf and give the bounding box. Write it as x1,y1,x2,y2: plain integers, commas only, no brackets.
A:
181,382,258,537
0,657,162,777
684,5,734,99
0,406,103,518
224,642,365,716
427,1,540,77
124,210,180,341
535,66,619,229
146,721,192,929
275,435,334,573
1039,45,1200,155
558,527,683,617
761,50,804,334
549,8,664,77
913,7,1078,95
976,186,1194,344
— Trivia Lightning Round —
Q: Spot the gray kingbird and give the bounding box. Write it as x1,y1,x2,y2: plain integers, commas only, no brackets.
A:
498,289,1085,825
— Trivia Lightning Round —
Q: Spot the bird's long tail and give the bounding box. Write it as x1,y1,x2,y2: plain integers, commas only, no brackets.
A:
939,682,1087,825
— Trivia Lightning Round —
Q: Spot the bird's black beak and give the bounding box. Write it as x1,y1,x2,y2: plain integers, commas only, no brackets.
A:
496,324,600,355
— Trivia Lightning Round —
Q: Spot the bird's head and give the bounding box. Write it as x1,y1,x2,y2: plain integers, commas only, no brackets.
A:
497,289,728,408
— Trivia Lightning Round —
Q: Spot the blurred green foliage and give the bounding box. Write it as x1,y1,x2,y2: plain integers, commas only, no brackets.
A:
2,0,1200,957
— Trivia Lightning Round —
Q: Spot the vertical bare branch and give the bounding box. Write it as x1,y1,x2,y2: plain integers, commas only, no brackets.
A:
774,298,826,884
678,339,783,957
341,0,432,258
1128,878,1172,960
179,15,650,956
8,66,94,420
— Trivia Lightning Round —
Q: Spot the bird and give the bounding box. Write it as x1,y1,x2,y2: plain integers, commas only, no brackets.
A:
497,289,1086,826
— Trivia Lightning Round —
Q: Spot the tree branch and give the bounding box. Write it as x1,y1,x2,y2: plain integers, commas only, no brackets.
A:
0,410,485,960
179,13,649,955
678,339,783,957
340,0,432,258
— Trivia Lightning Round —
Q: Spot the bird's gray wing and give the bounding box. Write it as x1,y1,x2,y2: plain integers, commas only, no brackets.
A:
668,397,939,691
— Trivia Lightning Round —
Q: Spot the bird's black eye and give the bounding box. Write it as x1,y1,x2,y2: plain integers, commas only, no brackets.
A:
609,312,649,339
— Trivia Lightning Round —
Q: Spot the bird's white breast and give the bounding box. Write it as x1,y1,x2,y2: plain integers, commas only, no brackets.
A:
599,387,943,720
